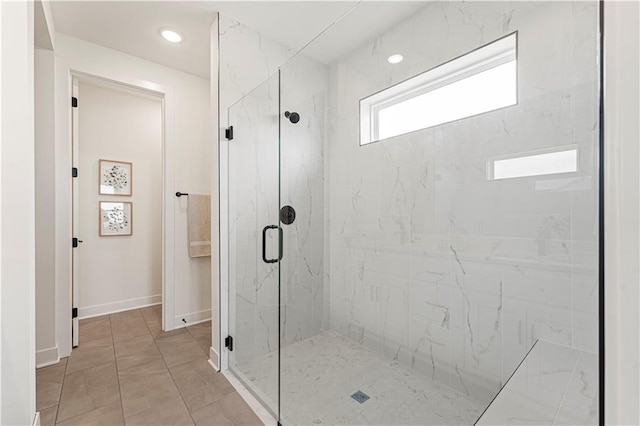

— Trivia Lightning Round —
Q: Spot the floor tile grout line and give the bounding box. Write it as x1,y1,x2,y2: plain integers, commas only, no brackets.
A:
166,363,199,425
52,350,70,426
59,314,123,425
183,321,212,357
146,310,199,426
168,320,234,422
55,361,122,425
178,321,237,421
186,385,242,423
114,309,166,423
110,312,128,425
34,362,66,411
55,315,117,425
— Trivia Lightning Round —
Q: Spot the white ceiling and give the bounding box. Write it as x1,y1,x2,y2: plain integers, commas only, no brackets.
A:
50,1,427,78
51,1,216,78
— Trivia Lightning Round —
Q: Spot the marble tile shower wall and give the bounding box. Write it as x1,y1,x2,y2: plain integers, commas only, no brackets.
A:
219,16,294,125
228,75,280,372
221,16,329,366
326,1,599,402
280,56,330,346
222,16,291,368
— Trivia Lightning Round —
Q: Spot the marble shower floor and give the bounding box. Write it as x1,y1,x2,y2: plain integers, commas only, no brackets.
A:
238,332,485,426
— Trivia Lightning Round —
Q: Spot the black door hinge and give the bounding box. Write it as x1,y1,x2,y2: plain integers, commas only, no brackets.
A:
72,97,78,108
225,335,234,351
225,126,233,141
72,167,78,178
72,237,79,248
72,307,78,319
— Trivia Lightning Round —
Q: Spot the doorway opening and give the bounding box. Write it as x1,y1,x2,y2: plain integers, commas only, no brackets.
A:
71,75,164,347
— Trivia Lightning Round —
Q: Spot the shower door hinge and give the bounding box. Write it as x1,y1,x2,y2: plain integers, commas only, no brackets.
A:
225,126,233,141
72,167,78,178
72,307,78,319
72,97,78,108
225,335,234,351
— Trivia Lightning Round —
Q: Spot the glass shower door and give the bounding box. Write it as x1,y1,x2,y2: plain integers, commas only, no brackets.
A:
227,73,280,416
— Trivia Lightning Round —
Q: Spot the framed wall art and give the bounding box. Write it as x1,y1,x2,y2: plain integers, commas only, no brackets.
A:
99,159,132,196
99,201,133,236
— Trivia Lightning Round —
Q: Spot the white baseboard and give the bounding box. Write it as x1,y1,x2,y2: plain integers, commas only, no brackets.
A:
78,295,161,319
36,346,59,369
173,309,211,328
208,358,218,372
209,347,220,371
33,411,41,426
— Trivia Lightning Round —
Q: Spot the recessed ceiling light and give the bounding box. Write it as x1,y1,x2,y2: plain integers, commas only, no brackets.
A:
161,29,182,43
388,54,404,64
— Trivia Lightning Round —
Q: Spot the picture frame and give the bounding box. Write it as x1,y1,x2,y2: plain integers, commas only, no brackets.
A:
99,201,133,236
99,159,132,196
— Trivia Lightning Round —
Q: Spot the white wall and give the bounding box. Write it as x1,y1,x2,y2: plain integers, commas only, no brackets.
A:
77,81,162,318
0,0,36,423
54,33,212,358
604,1,640,424
35,47,58,367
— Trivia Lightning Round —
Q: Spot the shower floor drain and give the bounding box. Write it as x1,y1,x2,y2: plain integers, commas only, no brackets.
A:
351,390,370,403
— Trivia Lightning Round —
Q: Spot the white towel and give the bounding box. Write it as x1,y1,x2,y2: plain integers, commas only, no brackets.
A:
187,193,211,258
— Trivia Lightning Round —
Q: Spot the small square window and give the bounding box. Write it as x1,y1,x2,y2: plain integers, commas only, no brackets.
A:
360,33,518,145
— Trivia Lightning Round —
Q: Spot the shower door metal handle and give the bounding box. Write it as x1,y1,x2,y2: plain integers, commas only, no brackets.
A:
262,225,283,263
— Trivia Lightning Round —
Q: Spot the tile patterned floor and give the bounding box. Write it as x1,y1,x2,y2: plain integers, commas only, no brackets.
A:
36,306,263,426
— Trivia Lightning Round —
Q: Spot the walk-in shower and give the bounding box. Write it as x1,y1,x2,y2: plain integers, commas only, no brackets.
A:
222,2,601,424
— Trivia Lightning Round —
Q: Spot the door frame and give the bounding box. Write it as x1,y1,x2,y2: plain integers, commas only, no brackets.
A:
55,63,176,357
71,79,79,348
